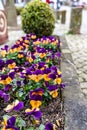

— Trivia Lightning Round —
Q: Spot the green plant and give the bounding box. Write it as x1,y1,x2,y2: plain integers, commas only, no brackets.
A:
21,0,55,37
16,7,23,15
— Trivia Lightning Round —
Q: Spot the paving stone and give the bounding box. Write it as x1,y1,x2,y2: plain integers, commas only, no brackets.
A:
83,65,87,70
80,73,87,81
78,77,84,82
80,82,87,89
61,35,87,130
82,89,87,97
76,64,83,68
77,70,83,74
62,49,71,53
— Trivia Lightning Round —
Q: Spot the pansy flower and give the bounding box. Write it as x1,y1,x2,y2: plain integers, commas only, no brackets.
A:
0,74,12,85
30,94,42,109
4,100,24,112
45,123,57,130
18,52,24,58
4,84,12,92
1,45,9,57
29,74,42,82
1,116,20,130
43,74,51,81
25,108,42,120
45,123,53,130
39,53,46,58
48,73,56,80
55,52,61,58
31,34,36,39
54,77,62,85
0,90,10,102
30,88,44,96
27,56,33,63
16,81,21,87
6,59,16,69
60,83,65,88
0,59,5,70
48,85,58,98
57,70,62,78
9,71,15,79
33,39,40,45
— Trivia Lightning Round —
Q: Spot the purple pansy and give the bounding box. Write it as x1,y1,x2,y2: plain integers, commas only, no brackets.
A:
4,84,12,92
43,68,51,74
4,100,24,112
33,69,43,75
9,72,15,79
13,101,24,111
1,45,9,52
30,95,43,101
47,85,58,91
0,74,8,80
26,68,32,75
0,90,10,102
45,123,53,130
6,59,15,65
38,62,46,68
6,116,20,130
48,73,56,79
16,81,21,87
0,59,5,70
36,47,46,53
55,52,61,58
30,88,44,96
25,108,42,119
60,83,65,88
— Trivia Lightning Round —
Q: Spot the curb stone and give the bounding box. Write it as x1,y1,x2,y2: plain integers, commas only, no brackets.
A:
60,36,87,130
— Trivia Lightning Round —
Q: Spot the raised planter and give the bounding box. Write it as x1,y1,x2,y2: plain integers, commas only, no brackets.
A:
0,1,8,44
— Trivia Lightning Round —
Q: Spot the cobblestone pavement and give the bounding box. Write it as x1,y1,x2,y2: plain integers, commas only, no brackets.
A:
65,34,87,99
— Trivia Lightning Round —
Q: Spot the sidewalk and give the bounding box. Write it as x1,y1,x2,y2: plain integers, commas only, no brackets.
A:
61,35,87,130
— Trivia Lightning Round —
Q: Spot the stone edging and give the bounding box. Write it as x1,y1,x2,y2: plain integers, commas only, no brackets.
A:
60,35,87,130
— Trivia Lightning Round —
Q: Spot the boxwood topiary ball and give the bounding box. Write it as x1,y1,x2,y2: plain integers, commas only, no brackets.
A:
21,0,55,37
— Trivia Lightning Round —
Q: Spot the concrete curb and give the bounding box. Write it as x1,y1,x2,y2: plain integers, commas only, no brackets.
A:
60,35,87,130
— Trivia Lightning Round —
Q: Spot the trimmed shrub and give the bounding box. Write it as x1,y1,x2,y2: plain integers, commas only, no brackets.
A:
16,7,23,15
21,0,55,37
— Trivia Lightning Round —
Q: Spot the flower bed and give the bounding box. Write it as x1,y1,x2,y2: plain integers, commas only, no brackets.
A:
0,34,65,130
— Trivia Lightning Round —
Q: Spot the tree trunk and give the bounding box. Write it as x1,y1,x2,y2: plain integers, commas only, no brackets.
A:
25,0,31,3
5,0,17,26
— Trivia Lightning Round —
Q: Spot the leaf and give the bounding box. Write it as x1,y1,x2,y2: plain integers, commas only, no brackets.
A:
26,127,35,130
16,117,26,127
3,115,10,119
38,124,45,130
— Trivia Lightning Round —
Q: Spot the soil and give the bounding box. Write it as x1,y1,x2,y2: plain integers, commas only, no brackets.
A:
0,35,64,130
0,93,64,130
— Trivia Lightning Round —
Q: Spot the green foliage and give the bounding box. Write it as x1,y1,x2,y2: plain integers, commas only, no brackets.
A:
16,117,26,130
21,0,55,37
26,124,45,130
16,7,23,15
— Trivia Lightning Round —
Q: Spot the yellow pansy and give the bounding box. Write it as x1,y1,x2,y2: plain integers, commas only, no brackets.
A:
18,54,24,58
43,74,51,81
50,90,58,98
1,50,6,57
8,63,16,69
24,40,29,44
30,100,42,109
54,78,62,85
5,77,12,85
39,53,46,58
